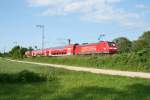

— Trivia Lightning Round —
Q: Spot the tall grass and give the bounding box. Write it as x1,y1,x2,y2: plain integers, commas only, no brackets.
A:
1,58,150,100
25,49,150,72
0,70,47,83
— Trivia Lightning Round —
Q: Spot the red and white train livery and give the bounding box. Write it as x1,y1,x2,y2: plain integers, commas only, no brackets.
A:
25,41,117,57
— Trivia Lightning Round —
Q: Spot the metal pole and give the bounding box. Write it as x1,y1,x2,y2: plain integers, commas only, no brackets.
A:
36,25,45,50
3,46,6,54
42,26,44,50
68,38,71,45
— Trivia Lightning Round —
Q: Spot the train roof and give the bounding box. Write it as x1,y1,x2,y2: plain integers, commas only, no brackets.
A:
44,44,76,50
79,41,109,46
29,41,115,52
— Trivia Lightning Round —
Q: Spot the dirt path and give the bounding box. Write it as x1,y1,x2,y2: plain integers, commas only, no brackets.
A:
5,58,150,79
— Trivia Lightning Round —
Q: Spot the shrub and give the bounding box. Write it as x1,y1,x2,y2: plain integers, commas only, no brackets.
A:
27,50,150,72
0,52,2,57
0,70,47,83
17,70,47,82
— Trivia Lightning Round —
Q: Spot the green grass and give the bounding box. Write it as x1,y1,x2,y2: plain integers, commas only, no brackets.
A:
0,58,150,100
24,52,150,72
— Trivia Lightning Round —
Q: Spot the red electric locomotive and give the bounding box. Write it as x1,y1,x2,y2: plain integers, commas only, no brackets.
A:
75,41,117,55
25,41,117,57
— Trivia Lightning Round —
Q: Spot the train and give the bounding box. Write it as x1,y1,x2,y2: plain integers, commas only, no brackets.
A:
25,41,117,57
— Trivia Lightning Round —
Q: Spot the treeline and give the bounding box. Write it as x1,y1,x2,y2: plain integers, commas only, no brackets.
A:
113,31,150,53
0,52,10,57
9,46,34,59
1,46,33,59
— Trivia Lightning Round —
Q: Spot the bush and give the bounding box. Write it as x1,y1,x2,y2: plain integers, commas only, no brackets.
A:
0,52,2,57
17,70,47,82
9,46,28,59
0,70,47,83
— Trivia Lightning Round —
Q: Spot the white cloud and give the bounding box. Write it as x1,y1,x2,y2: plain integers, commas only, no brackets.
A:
27,0,144,27
27,0,51,6
28,0,67,7
135,4,145,9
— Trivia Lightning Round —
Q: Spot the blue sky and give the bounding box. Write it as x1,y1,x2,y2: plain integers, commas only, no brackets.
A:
0,0,150,52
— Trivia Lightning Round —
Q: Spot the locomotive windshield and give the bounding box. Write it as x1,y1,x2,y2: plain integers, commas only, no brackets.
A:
108,42,116,47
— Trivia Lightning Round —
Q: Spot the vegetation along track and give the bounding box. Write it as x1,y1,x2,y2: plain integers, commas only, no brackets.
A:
5,58,150,79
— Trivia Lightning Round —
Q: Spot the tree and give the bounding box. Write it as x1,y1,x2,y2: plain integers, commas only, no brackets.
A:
113,37,132,53
9,46,28,59
9,46,21,59
35,46,38,50
139,31,150,47
131,39,149,52
20,47,28,57
28,46,34,51
0,52,2,57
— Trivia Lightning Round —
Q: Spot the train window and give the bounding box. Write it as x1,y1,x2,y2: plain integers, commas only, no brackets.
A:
108,42,116,47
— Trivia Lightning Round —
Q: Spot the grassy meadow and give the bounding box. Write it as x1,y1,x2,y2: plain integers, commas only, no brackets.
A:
0,58,150,100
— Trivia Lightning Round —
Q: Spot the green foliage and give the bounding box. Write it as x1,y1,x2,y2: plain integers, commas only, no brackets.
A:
9,46,21,59
17,70,47,82
28,46,34,51
0,52,2,57
113,37,132,53
112,31,150,53
9,46,28,59
20,48,28,57
0,52,10,57
25,49,150,72
1,58,150,100
131,39,149,52
131,31,150,52
0,70,47,83
140,31,150,47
